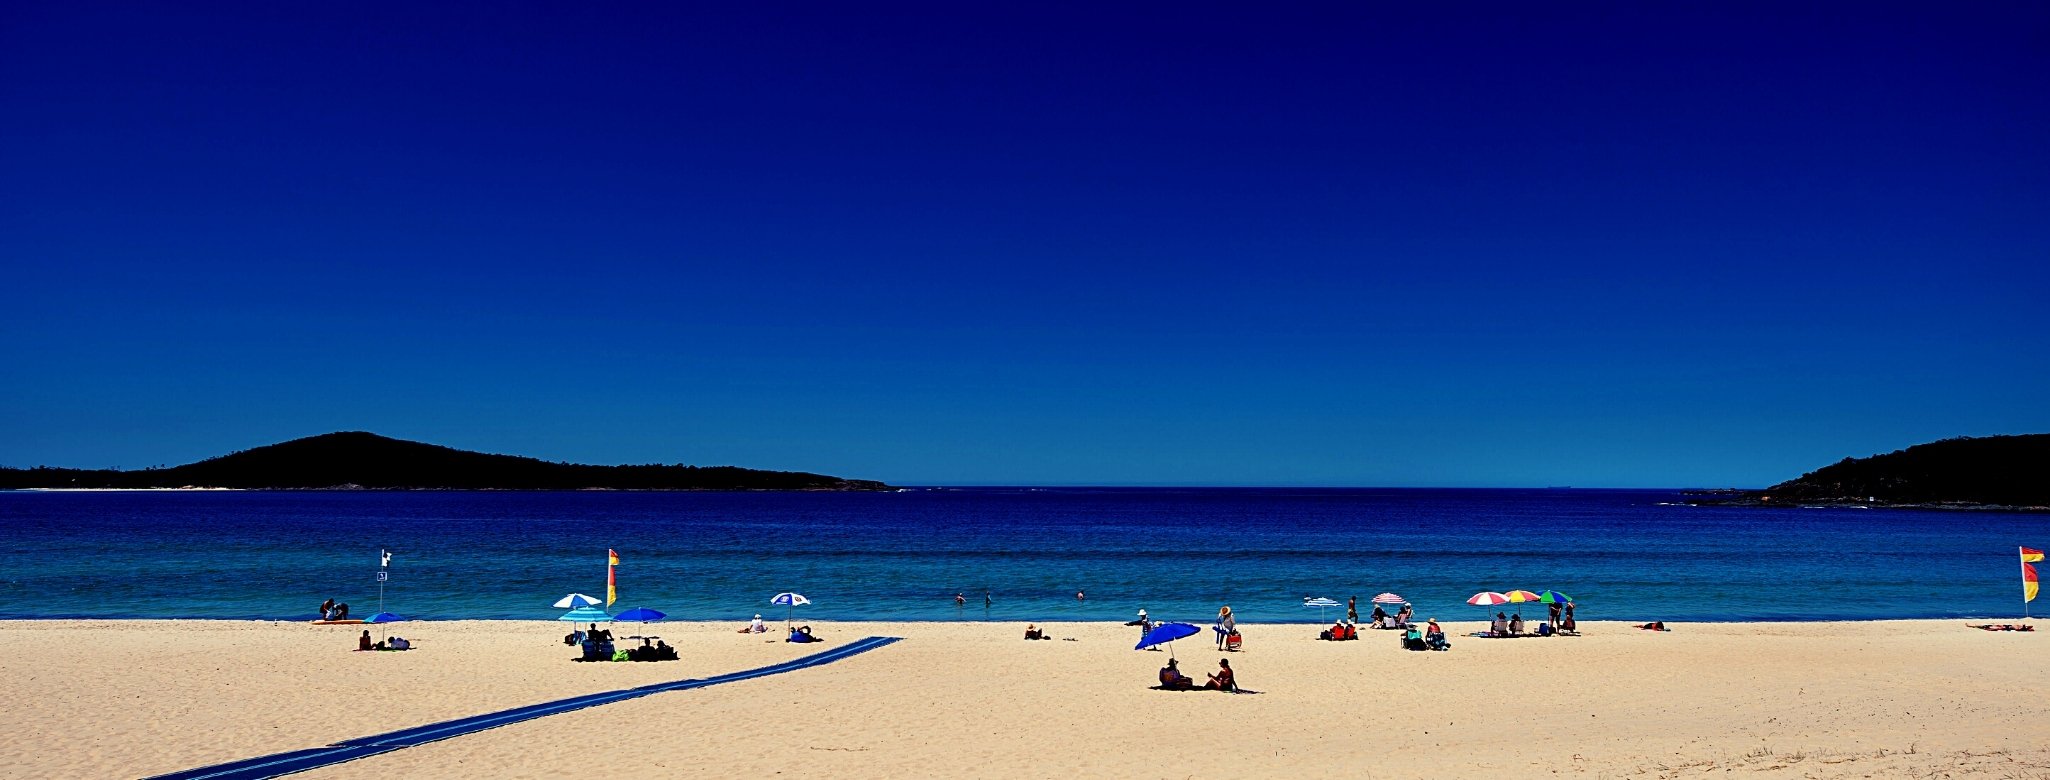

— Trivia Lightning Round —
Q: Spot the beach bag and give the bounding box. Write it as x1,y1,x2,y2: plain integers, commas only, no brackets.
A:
612,649,630,662
1226,631,1242,651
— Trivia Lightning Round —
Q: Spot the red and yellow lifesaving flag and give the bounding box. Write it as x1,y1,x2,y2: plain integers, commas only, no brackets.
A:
607,548,620,607
2024,547,2045,563
2025,562,2039,605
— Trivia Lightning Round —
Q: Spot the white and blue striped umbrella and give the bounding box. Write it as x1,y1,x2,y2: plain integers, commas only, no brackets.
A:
1303,596,1341,622
553,593,602,609
770,592,810,628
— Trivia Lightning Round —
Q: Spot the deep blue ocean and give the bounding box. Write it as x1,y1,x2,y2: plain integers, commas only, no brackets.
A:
2,488,2045,624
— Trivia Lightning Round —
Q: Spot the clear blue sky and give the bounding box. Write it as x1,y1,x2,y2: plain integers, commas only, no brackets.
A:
2,3,2045,487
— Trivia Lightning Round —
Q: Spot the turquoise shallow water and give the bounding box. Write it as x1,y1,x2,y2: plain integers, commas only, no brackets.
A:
1,488,2045,623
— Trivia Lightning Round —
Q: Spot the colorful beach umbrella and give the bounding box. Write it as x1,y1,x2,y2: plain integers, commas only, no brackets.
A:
770,592,810,629
1504,590,1543,603
1467,592,1510,606
1370,593,1406,605
1534,590,1573,604
552,593,602,609
1135,622,1201,657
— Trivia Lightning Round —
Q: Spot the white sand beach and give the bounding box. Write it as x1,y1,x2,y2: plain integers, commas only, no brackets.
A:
3,619,2045,779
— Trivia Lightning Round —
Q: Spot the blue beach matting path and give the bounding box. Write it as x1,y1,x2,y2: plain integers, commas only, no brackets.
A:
145,635,903,780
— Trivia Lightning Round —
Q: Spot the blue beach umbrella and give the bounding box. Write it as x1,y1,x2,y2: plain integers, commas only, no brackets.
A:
553,593,602,609
557,605,613,623
613,607,666,623
364,612,403,642
1535,590,1574,604
1136,622,1201,658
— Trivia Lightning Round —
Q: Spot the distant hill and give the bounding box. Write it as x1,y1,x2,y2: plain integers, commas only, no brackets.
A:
0,432,890,491
1753,434,2050,509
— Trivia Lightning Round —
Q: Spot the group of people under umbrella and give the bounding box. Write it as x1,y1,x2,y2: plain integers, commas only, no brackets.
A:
553,590,828,662
1466,589,1579,637
1134,588,1585,682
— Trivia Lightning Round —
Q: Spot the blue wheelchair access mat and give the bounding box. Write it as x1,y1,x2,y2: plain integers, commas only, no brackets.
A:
145,636,901,780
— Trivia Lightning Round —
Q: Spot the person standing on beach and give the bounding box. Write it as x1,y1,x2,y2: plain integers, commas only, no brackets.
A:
1346,596,1359,625
1548,600,1563,632
1215,606,1236,649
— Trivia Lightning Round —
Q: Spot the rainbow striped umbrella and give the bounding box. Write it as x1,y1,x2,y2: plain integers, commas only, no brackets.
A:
1534,590,1573,604
1466,592,1510,606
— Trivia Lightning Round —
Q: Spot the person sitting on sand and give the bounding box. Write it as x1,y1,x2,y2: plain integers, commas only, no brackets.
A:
787,625,821,643
739,614,766,634
1634,621,1669,631
359,630,373,651
1159,658,1195,689
1509,613,1526,636
1396,603,1414,627
1024,624,1047,640
1204,658,1235,691
1425,619,1450,650
1491,612,1509,637
1370,604,1389,628
389,636,410,650
1402,624,1427,651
